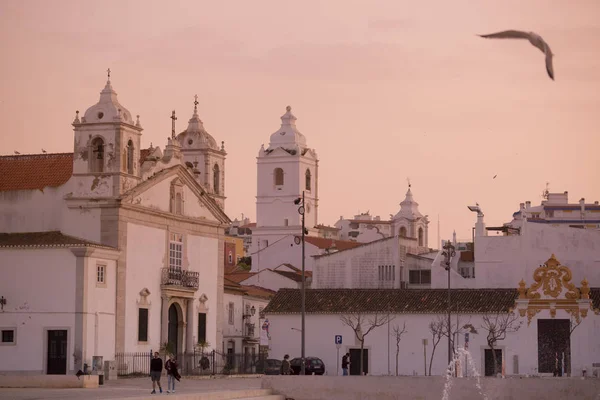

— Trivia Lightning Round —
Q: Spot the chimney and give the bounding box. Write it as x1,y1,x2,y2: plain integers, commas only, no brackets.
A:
520,203,525,212
595,201,599,205
580,198,585,215
525,201,531,209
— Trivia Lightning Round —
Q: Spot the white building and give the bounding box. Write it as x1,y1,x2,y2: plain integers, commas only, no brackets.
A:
227,264,312,293
250,106,319,269
265,199,600,377
0,74,230,375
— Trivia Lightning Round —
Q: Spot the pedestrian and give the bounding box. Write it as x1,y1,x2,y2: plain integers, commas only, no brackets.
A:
341,353,350,376
281,354,292,375
165,356,180,393
150,352,163,394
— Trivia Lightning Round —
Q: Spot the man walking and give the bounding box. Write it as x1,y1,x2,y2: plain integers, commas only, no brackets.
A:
341,353,350,376
150,352,163,394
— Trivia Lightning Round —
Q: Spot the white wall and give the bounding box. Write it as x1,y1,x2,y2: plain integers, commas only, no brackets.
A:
222,293,269,353
474,222,600,288
265,311,600,377
0,187,66,234
251,235,319,273
239,270,300,291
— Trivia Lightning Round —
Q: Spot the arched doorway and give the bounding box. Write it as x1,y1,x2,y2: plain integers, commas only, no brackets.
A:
168,304,180,356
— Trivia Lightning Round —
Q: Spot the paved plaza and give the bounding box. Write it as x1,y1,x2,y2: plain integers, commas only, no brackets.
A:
0,376,263,400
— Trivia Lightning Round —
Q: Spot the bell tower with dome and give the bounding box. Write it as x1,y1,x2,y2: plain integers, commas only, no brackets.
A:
71,70,143,197
176,96,227,209
251,106,319,265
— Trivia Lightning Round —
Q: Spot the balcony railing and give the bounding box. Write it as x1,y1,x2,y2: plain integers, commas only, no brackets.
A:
161,267,199,290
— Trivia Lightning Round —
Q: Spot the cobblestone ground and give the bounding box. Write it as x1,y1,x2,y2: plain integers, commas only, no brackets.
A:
0,375,263,400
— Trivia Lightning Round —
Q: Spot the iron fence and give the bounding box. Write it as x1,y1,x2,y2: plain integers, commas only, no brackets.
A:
115,350,268,377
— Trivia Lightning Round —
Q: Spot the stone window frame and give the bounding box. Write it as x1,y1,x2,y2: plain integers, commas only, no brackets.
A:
0,327,16,346
163,229,190,272
273,167,284,188
228,251,233,265
213,163,220,195
305,168,311,192
96,263,107,288
89,136,105,173
170,179,185,215
126,139,135,175
136,288,151,344
228,302,235,325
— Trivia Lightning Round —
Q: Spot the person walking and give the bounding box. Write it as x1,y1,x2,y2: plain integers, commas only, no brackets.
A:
150,352,163,394
281,354,292,375
165,356,180,393
341,353,350,376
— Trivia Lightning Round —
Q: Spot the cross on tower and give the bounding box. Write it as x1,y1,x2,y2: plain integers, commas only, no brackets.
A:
407,177,411,188
107,68,111,79
194,94,199,111
171,110,177,139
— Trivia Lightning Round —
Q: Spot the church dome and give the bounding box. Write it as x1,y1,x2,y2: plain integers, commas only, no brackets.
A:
176,97,219,151
393,186,424,220
83,72,134,125
268,106,307,150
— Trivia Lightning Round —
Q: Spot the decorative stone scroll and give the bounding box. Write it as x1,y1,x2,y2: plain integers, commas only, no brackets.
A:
515,254,592,326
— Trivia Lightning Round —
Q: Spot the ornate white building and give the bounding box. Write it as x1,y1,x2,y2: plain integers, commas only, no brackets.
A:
0,73,230,376
251,106,320,270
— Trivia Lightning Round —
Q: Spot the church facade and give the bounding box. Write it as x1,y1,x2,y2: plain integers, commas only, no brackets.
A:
0,74,230,375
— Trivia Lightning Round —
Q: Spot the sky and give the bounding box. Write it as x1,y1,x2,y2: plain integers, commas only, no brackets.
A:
1,0,599,244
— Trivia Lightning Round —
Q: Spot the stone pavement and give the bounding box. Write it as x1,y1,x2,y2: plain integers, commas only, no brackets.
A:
0,376,263,400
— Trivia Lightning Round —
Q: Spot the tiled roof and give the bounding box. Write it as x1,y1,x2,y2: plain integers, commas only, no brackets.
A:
241,285,276,300
348,219,391,225
225,272,256,283
315,224,340,231
264,288,600,315
0,231,117,250
0,153,73,191
304,236,362,251
140,148,151,162
240,223,256,228
273,270,310,283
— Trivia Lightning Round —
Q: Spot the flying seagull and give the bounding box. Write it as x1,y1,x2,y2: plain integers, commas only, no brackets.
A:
14,151,20,155
478,30,554,80
493,175,497,179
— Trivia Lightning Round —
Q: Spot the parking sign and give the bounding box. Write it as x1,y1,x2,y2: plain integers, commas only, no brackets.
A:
335,335,342,345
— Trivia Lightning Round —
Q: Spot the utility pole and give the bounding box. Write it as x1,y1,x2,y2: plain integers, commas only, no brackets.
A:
442,239,456,366
295,191,307,375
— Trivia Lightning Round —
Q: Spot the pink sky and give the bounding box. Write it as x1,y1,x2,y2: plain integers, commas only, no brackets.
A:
1,0,599,243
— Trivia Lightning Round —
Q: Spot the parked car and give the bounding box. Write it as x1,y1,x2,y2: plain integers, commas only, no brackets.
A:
263,359,283,375
289,357,325,375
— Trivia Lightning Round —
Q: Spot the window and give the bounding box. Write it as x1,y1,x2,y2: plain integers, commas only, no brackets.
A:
228,251,233,264
409,270,431,284
198,313,207,344
228,302,235,325
126,140,134,174
170,179,184,215
399,226,407,237
96,264,106,285
138,308,148,342
213,164,220,195
274,168,284,186
169,233,183,271
1,329,15,344
418,228,424,246
378,265,396,282
90,137,104,173
305,169,311,191
175,193,183,215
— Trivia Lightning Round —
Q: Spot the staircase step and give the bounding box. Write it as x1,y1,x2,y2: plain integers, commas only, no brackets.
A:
232,396,285,400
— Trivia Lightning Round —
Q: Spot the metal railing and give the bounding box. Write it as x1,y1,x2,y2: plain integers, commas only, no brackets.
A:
161,268,199,290
115,350,267,377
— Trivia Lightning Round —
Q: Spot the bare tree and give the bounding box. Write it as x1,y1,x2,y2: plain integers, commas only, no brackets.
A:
340,311,393,375
565,313,582,376
428,317,445,376
391,322,407,376
481,312,522,377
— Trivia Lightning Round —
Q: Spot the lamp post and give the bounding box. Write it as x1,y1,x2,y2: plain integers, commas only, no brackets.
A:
294,191,307,375
442,239,456,366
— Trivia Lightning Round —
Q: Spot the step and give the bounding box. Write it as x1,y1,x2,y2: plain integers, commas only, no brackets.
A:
232,396,285,400
124,388,276,400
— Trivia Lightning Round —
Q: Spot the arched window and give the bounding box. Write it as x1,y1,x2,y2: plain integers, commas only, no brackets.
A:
274,168,284,186
126,140,134,174
418,227,424,246
213,164,220,195
305,169,311,191
90,137,105,173
175,193,183,215
399,226,407,237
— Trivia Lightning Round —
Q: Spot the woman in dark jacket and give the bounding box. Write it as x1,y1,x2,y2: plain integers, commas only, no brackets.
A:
165,356,180,393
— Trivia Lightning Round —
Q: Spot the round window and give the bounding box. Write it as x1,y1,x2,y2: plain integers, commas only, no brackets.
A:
188,139,193,145
97,112,104,119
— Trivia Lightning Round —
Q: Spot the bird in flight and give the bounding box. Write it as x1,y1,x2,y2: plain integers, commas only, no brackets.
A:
14,151,20,155
478,30,554,80
493,175,497,179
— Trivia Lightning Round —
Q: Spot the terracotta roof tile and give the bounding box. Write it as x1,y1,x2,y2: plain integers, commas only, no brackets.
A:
0,153,73,192
240,285,276,299
0,231,117,250
304,236,362,251
273,270,311,283
264,288,526,314
225,272,256,283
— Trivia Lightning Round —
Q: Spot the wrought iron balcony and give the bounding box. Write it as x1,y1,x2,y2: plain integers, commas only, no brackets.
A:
161,267,199,290
244,323,255,338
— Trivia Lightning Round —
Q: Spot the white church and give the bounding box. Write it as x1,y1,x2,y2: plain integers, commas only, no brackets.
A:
0,73,232,375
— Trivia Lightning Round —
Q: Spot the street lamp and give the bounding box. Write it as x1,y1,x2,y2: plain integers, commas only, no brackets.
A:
442,239,456,366
243,305,256,320
294,191,308,375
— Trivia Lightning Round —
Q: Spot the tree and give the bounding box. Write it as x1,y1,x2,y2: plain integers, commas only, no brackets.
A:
340,311,394,375
481,312,522,377
428,317,445,376
391,322,407,376
565,312,583,376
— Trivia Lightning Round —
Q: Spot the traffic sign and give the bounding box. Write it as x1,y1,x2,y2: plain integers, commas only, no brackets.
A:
335,335,343,345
